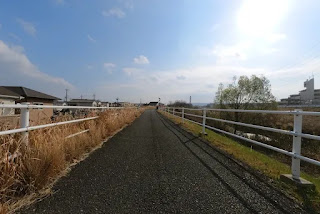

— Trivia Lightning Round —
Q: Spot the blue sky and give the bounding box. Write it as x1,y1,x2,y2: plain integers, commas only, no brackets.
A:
0,0,320,103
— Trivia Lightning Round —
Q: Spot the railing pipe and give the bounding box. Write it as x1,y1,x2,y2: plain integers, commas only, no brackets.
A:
20,102,30,145
0,116,98,136
182,107,185,123
292,109,303,180
0,104,126,110
202,108,207,134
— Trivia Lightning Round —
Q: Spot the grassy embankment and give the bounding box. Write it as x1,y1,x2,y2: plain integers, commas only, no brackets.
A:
0,108,143,213
160,110,320,212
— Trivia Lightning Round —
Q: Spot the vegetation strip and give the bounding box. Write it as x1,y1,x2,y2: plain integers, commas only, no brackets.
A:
160,111,320,212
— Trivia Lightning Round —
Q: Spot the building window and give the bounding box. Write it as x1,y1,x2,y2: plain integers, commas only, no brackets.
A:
33,102,44,110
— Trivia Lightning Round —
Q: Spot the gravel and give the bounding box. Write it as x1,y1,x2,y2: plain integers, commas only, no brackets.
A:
20,110,307,214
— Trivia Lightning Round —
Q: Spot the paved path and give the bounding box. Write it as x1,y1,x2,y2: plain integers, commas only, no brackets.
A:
21,110,306,213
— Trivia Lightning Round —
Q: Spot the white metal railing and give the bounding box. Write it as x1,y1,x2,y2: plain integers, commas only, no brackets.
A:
0,103,132,145
160,106,320,181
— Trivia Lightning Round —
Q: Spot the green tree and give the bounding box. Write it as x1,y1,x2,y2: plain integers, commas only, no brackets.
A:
214,75,277,133
215,75,276,110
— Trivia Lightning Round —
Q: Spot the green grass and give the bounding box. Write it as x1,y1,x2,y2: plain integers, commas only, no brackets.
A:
160,111,320,212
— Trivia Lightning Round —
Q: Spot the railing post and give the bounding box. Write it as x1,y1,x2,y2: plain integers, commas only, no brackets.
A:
173,108,175,116
20,102,30,146
202,108,207,134
182,107,185,123
292,109,302,180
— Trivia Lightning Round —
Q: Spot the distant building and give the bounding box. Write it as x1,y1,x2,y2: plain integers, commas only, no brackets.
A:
109,102,121,107
148,101,159,106
67,99,98,107
0,86,23,116
119,102,134,107
280,78,320,105
2,86,60,122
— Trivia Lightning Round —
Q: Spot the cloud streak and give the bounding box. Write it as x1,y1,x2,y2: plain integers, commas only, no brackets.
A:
17,18,36,36
104,63,116,74
87,34,96,43
102,8,126,18
133,55,150,64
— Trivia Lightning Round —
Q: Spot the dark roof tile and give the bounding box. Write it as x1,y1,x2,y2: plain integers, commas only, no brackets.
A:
2,86,60,100
0,86,21,98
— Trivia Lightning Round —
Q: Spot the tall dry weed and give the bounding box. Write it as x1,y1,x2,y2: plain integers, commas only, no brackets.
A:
0,108,143,213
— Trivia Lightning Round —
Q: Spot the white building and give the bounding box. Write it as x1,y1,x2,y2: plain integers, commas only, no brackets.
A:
280,78,320,105
0,86,23,116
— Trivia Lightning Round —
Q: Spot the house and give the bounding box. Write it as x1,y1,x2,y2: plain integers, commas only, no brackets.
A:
67,99,98,107
119,102,134,107
0,86,23,116
2,86,60,123
101,101,110,107
148,102,159,106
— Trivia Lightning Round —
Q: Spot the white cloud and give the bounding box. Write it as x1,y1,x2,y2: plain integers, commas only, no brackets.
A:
211,42,250,63
104,63,116,74
87,34,96,43
94,57,320,103
102,65,265,103
0,40,74,98
117,0,134,10
123,67,143,76
176,75,186,80
133,55,150,65
102,8,126,18
17,18,36,36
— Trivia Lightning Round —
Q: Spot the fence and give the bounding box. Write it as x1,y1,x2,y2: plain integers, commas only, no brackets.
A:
0,103,129,145
160,106,320,181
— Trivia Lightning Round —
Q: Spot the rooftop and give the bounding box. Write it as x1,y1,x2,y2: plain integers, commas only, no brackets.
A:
0,86,22,98
2,86,60,100
68,99,97,103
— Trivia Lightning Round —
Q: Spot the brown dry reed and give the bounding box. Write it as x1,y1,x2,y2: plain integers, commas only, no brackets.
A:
0,108,143,213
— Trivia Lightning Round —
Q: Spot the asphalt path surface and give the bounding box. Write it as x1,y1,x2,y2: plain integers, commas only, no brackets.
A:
20,110,307,213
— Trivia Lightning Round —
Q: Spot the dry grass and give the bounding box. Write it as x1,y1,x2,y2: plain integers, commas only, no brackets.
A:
0,108,143,213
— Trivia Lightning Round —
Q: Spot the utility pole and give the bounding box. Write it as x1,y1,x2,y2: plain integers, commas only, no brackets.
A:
80,94,83,99
116,97,119,103
190,96,191,105
93,94,96,100
65,89,69,102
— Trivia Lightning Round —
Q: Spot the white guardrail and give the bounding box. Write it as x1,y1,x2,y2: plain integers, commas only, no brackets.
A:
160,106,320,181
0,103,129,145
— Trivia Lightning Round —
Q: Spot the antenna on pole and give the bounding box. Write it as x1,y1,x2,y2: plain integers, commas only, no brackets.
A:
116,97,119,103
65,89,69,102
